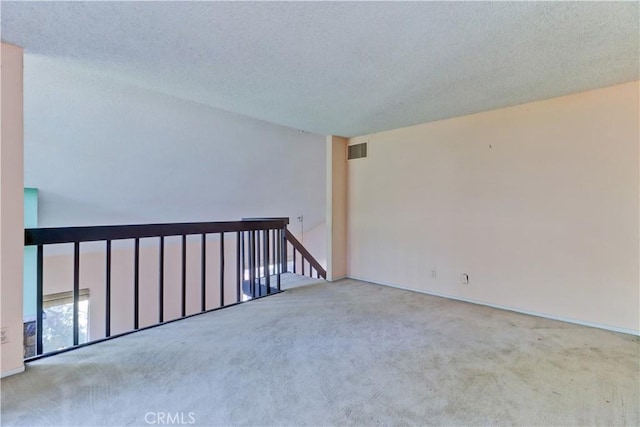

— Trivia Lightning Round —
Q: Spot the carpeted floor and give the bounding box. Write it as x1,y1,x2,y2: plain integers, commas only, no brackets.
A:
1,278,638,426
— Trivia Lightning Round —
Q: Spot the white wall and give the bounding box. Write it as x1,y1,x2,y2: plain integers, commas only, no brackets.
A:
24,55,325,230
299,221,326,271
1,43,25,376
20,54,327,352
347,81,639,333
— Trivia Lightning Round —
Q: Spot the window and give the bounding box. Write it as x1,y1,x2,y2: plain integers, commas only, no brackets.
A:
42,289,90,352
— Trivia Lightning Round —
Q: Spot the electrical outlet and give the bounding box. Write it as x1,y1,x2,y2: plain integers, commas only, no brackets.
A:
431,269,437,279
1,327,9,344
461,274,469,285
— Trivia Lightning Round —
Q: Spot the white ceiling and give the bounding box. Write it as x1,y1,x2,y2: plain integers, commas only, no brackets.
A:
2,1,638,137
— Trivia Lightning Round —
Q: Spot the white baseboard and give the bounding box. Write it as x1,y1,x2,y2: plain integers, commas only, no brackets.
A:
1,365,25,379
345,275,640,337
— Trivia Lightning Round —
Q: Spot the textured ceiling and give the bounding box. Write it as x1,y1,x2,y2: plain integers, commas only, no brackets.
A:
2,1,638,137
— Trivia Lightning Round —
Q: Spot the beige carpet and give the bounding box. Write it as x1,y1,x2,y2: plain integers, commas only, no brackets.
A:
2,278,638,426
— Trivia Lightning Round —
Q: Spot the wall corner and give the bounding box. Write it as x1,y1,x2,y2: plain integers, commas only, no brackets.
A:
326,135,348,281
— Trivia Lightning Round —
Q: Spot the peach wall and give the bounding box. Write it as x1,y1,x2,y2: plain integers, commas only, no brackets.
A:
0,43,25,376
347,81,639,334
326,136,348,280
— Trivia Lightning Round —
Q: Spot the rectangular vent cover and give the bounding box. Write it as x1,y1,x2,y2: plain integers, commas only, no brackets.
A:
348,143,367,160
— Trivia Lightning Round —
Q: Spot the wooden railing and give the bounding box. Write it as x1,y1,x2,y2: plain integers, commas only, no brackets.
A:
25,218,293,360
24,217,326,361
25,218,326,360
285,229,326,279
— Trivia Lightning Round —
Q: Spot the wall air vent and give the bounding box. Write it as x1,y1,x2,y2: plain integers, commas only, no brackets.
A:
347,143,367,160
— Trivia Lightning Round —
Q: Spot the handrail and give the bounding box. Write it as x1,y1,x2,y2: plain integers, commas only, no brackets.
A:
284,229,326,279
22,217,325,361
26,219,289,245
23,218,290,361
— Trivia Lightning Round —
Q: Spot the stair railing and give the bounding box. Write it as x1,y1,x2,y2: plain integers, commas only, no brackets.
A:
242,217,326,280
284,229,326,279
24,218,290,360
